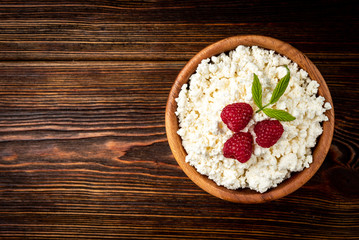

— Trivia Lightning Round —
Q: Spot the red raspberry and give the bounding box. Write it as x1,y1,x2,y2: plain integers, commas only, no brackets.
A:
223,132,253,163
221,103,253,132
254,120,284,148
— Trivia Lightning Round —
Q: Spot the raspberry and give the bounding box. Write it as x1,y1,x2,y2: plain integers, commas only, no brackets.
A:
254,120,284,148
223,132,253,163
221,103,253,132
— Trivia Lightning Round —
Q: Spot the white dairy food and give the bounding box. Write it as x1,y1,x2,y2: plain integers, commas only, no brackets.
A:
175,45,332,193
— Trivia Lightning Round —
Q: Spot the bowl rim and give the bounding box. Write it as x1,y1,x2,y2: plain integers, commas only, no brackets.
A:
165,35,335,203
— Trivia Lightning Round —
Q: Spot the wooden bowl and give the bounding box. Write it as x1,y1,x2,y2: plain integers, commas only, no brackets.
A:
165,35,335,203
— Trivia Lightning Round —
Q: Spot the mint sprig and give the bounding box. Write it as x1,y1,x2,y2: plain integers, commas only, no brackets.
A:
252,73,263,109
251,65,296,121
269,65,291,105
263,108,296,121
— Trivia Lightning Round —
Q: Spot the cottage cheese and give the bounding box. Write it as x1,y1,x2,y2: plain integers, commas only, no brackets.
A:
175,45,331,193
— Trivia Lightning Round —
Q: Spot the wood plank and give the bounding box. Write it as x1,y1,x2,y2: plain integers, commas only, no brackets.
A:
0,1,357,61
0,22,357,61
0,61,358,239
0,0,356,24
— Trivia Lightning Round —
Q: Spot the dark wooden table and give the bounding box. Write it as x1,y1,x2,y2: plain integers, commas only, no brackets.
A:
0,1,358,239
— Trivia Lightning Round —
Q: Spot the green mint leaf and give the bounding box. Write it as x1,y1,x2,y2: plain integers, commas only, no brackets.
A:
252,73,263,109
263,108,296,121
269,65,290,105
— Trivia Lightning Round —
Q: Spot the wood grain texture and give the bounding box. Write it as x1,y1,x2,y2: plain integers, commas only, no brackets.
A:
0,0,358,239
0,1,357,61
0,61,358,239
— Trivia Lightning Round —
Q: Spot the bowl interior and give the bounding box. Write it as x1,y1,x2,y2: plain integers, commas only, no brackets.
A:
165,35,335,203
